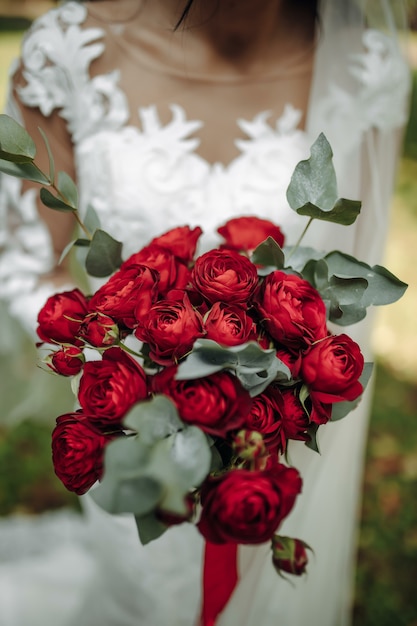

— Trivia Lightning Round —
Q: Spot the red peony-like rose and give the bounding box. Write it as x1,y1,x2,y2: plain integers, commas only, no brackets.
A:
198,464,302,544
204,302,257,346
191,249,259,304
149,225,202,263
46,345,85,376
279,388,310,447
301,333,364,410
256,271,328,349
88,263,159,329
218,216,285,253
135,294,204,365
244,388,283,452
37,288,89,345
78,312,119,347
152,368,251,437
52,412,116,495
122,244,191,296
78,347,148,424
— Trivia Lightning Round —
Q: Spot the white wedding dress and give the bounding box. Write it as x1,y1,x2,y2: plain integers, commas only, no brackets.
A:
0,2,410,626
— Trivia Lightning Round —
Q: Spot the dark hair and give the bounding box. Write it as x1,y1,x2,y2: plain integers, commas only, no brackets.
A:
175,0,320,30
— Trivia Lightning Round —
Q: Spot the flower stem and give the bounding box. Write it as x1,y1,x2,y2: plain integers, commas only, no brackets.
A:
285,217,314,263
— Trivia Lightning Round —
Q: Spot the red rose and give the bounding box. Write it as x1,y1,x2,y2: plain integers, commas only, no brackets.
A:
78,312,119,347
244,388,283,451
218,216,285,253
279,388,310,447
198,464,302,544
52,412,116,495
152,369,251,437
149,226,202,263
135,294,204,365
46,345,85,376
256,271,328,349
272,536,309,576
301,333,364,407
204,302,257,346
78,347,148,424
88,263,159,329
37,288,89,345
122,244,191,296
192,249,259,304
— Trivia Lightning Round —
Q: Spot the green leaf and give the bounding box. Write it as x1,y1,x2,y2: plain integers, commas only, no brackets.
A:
175,339,291,396
324,252,408,307
283,246,325,272
85,229,123,277
0,114,36,161
38,126,54,183
295,198,361,225
331,362,374,421
252,237,285,274
305,423,320,454
134,513,168,545
124,395,184,445
286,133,338,213
57,171,78,209
40,187,76,212
84,204,101,233
0,159,50,184
58,238,91,265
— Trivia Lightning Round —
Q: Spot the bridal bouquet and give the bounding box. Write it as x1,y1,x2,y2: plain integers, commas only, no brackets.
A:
0,115,407,623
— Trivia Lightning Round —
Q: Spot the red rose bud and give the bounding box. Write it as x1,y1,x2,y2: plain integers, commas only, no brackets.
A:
37,288,89,345
191,249,259,305
271,535,310,576
301,333,364,407
218,216,285,253
52,412,117,495
198,464,302,545
204,302,257,346
78,347,148,425
46,346,85,376
78,312,119,347
256,271,328,350
233,430,267,462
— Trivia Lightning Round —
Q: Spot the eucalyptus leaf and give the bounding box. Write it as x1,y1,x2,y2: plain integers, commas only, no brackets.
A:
305,423,320,454
176,339,290,396
40,187,76,212
331,362,374,421
286,133,338,213
57,171,78,209
324,251,408,307
38,126,54,183
85,229,123,277
0,114,36,161
58,238,91,265
123,396,184,445
0,159,50,184
295,198,361,225
252,237,285,273
135,513,168,545
283,245,325,272
84,204,101,233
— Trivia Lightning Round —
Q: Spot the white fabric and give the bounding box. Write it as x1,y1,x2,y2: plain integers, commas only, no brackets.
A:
0,1,410,626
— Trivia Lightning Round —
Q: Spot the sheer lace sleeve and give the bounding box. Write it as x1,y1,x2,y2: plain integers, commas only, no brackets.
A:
0,3,99,337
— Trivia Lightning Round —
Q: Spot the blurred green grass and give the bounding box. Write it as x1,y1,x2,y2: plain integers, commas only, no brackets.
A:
0,23,416,626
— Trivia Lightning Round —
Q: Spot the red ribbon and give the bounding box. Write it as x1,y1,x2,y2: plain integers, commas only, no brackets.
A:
200,541,239,626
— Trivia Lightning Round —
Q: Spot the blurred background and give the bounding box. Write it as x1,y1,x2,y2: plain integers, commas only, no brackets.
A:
0,2,416,625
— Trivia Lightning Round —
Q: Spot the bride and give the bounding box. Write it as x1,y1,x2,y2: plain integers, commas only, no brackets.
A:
0,1,410,625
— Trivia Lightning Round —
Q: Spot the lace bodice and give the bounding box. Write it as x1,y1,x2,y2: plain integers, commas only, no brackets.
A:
0,0,411,331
